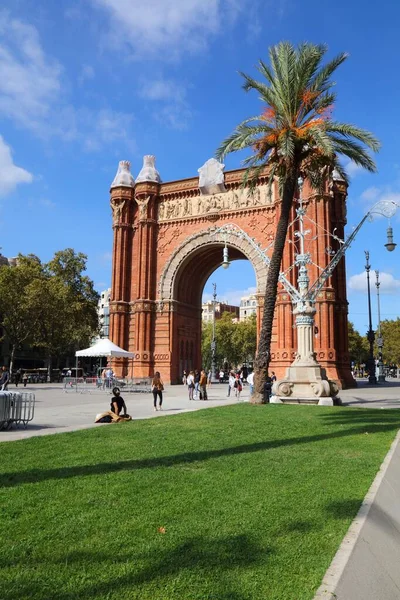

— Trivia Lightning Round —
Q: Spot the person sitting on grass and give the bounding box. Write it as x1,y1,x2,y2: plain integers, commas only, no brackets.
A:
94,387,131,423
110,387,128,416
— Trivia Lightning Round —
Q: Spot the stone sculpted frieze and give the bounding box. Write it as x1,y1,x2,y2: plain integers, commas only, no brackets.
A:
158,185,274,222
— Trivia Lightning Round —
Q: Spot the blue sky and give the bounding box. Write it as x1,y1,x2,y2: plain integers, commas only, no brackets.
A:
1,0,399,336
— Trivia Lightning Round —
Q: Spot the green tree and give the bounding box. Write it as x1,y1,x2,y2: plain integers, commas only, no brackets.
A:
0,250,99,376
379,319,400,365
216,42,379,401
0,255,44,373
348,321,368,365
232,314,257,364
201,312,257,370
33,250,100,375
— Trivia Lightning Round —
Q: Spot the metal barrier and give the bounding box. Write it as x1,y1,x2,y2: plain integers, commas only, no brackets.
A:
63,377,129,393
123,378,152,393
0,391,35,430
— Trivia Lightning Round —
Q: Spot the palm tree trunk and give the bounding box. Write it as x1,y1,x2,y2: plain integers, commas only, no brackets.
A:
252,168,299,403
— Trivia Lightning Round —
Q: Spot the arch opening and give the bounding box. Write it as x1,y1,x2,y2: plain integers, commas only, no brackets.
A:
157,227,267,382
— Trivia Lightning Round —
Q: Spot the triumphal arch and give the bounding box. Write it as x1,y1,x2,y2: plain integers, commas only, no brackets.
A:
108,155,353,386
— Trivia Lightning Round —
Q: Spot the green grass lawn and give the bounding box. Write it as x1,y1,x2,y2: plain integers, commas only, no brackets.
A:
1,404,399,600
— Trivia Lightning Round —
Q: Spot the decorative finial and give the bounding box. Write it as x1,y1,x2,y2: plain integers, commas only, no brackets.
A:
136,155,161,183
198,158,226,195
110,160,135,189
332,168,345,182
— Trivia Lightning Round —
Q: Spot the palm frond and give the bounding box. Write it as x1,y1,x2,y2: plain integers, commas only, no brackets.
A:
326,121,381,152
308,52,348,93
306,126,335,157
329,136,377,172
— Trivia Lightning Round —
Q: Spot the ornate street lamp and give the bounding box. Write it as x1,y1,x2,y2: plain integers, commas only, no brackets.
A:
213,195,399,404
375,270,385,382
364,251,377,384
385,225,397,252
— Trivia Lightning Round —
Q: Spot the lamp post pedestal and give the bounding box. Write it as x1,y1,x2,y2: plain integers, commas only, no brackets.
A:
270,301,340,405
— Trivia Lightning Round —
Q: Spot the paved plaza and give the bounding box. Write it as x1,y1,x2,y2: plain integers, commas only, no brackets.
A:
0,381,246,442
1,378,400,443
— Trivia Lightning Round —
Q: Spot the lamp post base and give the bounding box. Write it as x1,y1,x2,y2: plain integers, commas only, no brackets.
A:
271,363,340,406
270,395,340,406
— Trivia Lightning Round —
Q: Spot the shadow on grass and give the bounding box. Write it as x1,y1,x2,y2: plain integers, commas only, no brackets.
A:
1,534,269,600
1,415,400,489
325,499,363,520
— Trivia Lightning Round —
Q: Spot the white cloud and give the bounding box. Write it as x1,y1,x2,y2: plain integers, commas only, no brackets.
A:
361,186,380,202
91,0,253,59
358,184,400,220
348,271,400,294
78,64,95,85
0,135,33,196
0,12,134,151
39,198,56,209
139,78,191,129
203,286,257,306
345,161,364,178
82,108,135,151
0,10,62,134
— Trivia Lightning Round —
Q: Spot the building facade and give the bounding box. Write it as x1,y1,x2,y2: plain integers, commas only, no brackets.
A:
98,288,111,338
239,295,257,321
109,156,353,387
202,301,239,323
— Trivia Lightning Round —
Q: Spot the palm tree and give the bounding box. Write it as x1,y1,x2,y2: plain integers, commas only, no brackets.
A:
216,42,380,401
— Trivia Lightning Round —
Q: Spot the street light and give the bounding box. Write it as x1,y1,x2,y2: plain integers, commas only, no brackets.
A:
385,225,397,252
222,244,230,269
375,270,385,382
364,251,377,384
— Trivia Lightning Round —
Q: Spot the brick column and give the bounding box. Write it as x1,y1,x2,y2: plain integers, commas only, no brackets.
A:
108,162,135,377
130,182,159,377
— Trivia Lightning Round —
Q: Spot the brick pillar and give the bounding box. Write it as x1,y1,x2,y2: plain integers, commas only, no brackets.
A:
330,178,355,387
109,182,135,377
130,182,160,377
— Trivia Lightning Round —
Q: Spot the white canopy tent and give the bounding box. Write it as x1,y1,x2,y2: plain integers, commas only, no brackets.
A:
74,339,135,391
75,338,135,359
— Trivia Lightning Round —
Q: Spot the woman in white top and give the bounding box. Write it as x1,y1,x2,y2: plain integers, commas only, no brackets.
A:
227,372,235,397
187,370,195,400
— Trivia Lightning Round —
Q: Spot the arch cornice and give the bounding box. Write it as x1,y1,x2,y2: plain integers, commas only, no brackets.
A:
158,226,268,306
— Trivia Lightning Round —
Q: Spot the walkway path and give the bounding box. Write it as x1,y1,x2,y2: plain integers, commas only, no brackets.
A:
0,382,244,442
2,378,400,443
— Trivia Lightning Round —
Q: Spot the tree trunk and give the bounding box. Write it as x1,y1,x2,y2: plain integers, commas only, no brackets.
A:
252,168,300,403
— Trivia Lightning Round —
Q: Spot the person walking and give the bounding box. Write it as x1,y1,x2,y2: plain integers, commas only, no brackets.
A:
194,370,200,400
219,369,224,384
101,368,107,390
234,373,243,400
151,371,164,411
14,368,22,387
207,369,212,388
199,369,208,401
247,370,254,396
0,366,10,391
22,371,28,387
182,370,187,385
187,370,195,400
227,371,235,397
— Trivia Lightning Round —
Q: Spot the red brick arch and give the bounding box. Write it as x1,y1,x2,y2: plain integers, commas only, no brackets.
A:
158,227,268,305
109,165,354,386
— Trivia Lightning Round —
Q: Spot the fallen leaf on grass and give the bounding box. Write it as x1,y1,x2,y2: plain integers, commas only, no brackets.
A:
158,527,166,534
